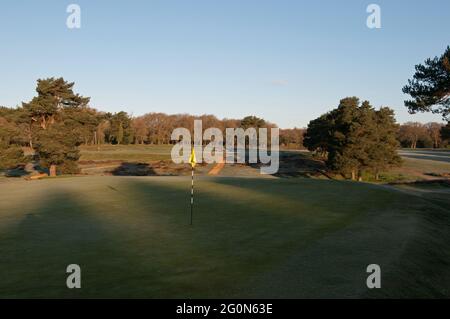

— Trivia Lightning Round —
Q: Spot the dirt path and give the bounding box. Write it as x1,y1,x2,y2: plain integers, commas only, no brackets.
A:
208,162,225,175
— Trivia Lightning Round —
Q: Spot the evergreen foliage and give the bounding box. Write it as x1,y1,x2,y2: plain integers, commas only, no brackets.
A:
304,97,401,180
403,47,450,119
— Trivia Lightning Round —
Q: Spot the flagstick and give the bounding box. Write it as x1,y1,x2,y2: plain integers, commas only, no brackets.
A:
190,165,194,226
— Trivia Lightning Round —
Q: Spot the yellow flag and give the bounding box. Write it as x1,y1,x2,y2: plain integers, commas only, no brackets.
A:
189,147,197,168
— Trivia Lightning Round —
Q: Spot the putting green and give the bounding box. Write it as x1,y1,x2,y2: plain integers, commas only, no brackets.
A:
0,176,449,298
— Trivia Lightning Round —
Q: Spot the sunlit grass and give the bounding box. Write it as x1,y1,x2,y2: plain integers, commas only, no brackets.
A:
79,144,173,162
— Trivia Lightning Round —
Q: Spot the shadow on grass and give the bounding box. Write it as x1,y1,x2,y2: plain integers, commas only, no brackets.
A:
204,178,450,298
243,150,326,178
111,162,158,176
0,190,185,298
114,178,386,298
2,179,305,298
2,177,450,298
3,161,48,178
110,161,193,176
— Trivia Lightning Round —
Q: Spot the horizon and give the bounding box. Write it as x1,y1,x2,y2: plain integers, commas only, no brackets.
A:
1,0,449,128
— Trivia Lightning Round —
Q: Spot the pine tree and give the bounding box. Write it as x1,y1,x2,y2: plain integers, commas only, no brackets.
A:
366,107,402,180
110,112,132,144
0,117,24,170
23,78,90,176
23,77,90,129
62,106,100,145
403,46,450,119
240,116,266,130
326,97,369,180
34,122,82,176
303,112,334,158
305,97,401,180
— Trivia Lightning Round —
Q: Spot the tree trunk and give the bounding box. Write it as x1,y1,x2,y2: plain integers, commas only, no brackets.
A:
49,165,57,177
351,170,356,181
28,122,34,149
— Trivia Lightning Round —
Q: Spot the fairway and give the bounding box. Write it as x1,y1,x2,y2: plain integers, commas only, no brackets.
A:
1,176,449,298
79,144,173,162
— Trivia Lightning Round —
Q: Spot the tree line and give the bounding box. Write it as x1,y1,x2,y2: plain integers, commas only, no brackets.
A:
0,77,281,174
1,46,449,178
398,122,449,149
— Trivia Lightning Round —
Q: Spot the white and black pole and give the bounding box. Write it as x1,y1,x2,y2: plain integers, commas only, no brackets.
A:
190,165,194,226
188,147,197,226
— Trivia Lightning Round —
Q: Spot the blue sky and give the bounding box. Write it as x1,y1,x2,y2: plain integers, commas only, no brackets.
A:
1,0,449,128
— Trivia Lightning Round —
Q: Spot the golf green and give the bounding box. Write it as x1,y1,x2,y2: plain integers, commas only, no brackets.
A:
0,176,449,298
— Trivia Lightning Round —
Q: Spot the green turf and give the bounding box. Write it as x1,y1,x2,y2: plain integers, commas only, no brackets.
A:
79,144,173,162
0,176,449,298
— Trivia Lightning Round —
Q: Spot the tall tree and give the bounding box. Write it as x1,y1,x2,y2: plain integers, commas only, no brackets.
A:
326,97,369,180
110,112,133,144
280,128,305,148
23,77,90,129
425,122,444,148
23,77,90,176
403,46,450,119
131,117,148,144
366,107,402,179
305,97,401,180
240,116,266,130
398,122,428,149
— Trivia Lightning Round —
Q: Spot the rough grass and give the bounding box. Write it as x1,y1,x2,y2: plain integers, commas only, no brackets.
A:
0,176,449,298
401,157,450,173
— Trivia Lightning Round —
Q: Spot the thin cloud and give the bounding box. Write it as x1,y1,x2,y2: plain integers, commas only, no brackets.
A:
270,79,289,86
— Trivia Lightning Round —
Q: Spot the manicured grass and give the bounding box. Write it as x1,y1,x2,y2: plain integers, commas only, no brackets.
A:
0,176,449,298
79,144,173,162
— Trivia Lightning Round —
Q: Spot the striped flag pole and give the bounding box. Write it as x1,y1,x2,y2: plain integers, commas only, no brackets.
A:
190,166,194,226
188,147,197,226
